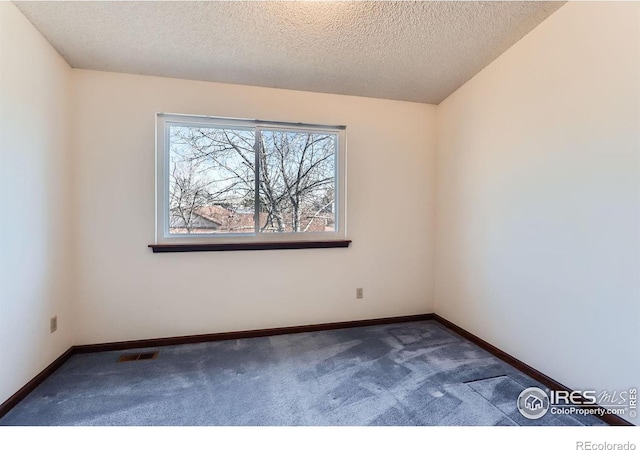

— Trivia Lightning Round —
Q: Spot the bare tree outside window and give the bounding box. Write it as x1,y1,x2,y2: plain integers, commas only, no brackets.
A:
260,130,335,233
169,126,256,234
167,124,337,236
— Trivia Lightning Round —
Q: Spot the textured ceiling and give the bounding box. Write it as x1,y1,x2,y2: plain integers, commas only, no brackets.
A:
14,1,564,104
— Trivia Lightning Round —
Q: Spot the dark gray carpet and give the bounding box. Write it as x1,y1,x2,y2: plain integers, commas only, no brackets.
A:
0,320,606,426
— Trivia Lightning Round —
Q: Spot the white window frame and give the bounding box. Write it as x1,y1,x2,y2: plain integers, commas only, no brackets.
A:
155,113,347,245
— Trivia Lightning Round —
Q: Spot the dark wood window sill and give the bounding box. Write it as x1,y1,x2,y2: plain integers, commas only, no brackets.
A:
148,240,351,253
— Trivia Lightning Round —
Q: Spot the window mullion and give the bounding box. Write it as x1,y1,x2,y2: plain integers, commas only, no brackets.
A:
254,128,261,236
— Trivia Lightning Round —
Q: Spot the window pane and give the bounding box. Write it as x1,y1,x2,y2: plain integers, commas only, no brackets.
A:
259,130,336,233
168,126,256,234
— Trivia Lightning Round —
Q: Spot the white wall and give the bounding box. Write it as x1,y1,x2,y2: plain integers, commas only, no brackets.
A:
71,70,437,344
0,3,73,404
436,1,640,424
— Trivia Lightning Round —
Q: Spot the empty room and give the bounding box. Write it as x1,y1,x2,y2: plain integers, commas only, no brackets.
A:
0,0,638,443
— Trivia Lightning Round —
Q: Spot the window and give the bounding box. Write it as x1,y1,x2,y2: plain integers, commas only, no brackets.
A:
154,114,347,249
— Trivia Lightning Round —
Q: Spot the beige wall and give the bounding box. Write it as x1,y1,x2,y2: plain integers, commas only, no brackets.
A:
435,1,640,424
0,3,73,404
71,70,437,344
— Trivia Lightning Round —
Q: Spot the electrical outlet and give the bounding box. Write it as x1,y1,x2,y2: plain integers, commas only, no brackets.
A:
356,288,364,299
50,316,57,334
